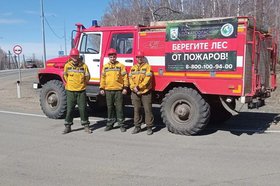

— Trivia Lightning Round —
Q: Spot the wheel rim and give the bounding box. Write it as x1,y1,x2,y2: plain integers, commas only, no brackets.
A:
171,100,191,124
46,91,59,109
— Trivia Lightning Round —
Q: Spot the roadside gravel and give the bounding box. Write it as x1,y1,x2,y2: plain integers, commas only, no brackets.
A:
0,69,42,114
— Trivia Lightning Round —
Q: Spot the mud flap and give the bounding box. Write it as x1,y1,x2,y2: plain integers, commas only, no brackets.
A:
219,96,238,115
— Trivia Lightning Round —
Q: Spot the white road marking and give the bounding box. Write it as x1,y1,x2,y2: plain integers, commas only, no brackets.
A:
0,110,46,117
0,110,100,122
264,130,280,133
218,128,280,133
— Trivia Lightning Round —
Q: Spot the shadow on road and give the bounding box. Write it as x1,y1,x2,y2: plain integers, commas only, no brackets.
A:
70,105,166,133
70,106,279,136
203,112,279,136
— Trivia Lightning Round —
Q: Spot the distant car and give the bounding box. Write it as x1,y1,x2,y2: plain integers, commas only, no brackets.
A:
25,61,37,68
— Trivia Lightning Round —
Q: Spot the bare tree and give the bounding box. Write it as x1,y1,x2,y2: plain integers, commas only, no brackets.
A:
0,48,7,70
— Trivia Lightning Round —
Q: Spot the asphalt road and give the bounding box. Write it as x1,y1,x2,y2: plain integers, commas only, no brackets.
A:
0,69,280,186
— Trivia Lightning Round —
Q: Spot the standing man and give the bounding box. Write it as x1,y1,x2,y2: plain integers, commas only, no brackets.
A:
100,48,128,132
129,51,154,135
63,48,91,134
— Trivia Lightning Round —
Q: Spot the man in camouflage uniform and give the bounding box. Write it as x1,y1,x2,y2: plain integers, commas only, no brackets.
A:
100,48,128,132
129,51,154,135
63,48,91,134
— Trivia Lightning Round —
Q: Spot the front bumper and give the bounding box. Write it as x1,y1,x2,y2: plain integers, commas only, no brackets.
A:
33,82,42,89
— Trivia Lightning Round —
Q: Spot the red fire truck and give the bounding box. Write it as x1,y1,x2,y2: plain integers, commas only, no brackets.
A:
35,16,277,135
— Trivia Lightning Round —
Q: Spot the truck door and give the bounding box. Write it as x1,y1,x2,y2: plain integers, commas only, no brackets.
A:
79,32,102,83
105,32,134,68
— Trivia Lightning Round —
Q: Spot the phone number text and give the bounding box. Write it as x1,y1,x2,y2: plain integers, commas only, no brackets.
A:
185,63,234,71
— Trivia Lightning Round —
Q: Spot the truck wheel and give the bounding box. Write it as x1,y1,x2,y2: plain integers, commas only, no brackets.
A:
161,87,210,135
40,80,67,119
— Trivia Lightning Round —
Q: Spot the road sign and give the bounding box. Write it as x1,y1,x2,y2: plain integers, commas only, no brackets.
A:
13,45,22,55
58,50,64,56
13,45,23,98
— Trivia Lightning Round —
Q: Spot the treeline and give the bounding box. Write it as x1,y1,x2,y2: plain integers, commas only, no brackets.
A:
101,0,280,57
0,49,16,70
0,48,42,70
101,0,279,28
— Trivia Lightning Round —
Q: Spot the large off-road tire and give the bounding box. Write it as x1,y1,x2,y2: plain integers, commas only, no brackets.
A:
40,80,67,119
161,87,210,135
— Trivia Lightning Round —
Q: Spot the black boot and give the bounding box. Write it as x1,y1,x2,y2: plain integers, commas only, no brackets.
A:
104,125,113,131
147,127,153,135
120,126,127,132
131,126,141,134
84,125,92,134
62,125,71,134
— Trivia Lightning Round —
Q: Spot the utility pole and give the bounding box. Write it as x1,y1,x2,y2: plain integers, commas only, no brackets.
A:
23,54,26,68
8,51,11,69
64,20,67,56
16,54,22,98
40,0,47,68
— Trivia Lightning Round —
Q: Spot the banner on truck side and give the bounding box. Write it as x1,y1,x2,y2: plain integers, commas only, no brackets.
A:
165,17,238,71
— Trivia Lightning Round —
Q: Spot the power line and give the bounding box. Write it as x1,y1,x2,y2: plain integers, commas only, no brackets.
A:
39,0,69,56
44,17,64,39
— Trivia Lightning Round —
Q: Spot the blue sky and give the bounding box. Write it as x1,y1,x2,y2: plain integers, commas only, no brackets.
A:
0,0,110,59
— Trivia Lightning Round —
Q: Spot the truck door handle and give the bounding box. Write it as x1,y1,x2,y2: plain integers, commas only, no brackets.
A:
125,59,133,63
93,59,100,62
